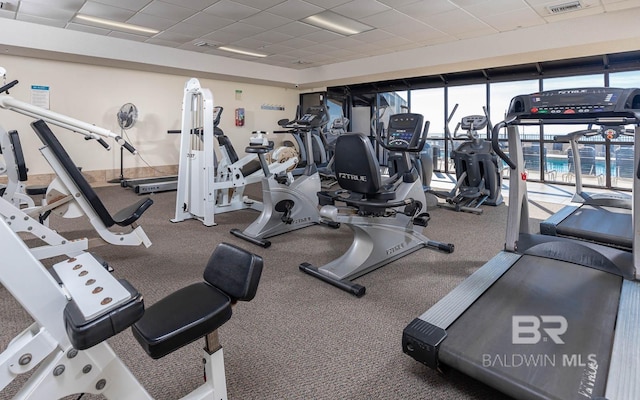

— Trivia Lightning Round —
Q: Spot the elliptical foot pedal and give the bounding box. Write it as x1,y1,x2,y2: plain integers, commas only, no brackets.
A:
413,212,431,227
299,262,365,297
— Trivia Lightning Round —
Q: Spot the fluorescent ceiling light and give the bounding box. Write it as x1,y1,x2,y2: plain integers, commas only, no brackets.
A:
75,14,159,34
303,11,373,35
218,46,268,58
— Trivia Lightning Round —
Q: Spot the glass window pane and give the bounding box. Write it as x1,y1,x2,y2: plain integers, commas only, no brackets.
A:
410,88,445,170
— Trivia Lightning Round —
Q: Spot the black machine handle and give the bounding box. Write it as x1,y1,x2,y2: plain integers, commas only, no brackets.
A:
0,79,19,94
84,135,111,150
114,135,137,154
491,120,516,170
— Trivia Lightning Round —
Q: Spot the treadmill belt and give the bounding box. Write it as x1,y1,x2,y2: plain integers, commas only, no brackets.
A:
439,255,622,400
556,205,632,250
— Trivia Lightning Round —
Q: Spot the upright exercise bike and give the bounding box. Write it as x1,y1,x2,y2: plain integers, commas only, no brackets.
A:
231,105,338,247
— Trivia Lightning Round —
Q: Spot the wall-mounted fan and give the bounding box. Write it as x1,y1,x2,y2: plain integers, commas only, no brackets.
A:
110,103,138,183
117,103,138,130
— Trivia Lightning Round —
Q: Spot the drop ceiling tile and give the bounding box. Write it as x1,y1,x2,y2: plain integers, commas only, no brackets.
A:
108,31,150,41
66,21,111,35
22,0,84,10
127,13,177,30
240,12,292,29
266,0,324,20
159,0,219,11
283,48,316,58
278,37,317,49
203,1,262,20
231,0,288,10
326,36,367,49
254,30,294,44
603,0,640,11
450,0,490,6
299,29,344,43
232,37,271,50
391,26,448,42
182,12,236,29
141,1,197,21
417,8,490,34
218,22,266,36
361,9,423,28
454,26,497,39
372,35,413,49
145,37,183,47
167,22,213,37
89,0,151,12
261,43,296,54
352,28,395,42
304,43,339,53
78,2,136,22
16,13,68,27
153,31,195,44
303,0,352,7
332,0,392,19
200,30,246,44
272,21,320,36
18,1,76,20
480,7,545,31
397,0,459,18
463,0,529,17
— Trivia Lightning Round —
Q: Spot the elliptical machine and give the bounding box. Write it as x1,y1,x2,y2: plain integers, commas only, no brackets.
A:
430,105,503,214
230,105,339,248
299,113,455,297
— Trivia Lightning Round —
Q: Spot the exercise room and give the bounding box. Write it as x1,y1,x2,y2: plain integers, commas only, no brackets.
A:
1,1,639,399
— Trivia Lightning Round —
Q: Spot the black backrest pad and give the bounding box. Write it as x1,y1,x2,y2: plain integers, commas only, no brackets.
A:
217,135,240,164
30,120,115,227
203,242,263,302
8,130,28,182
334,133,382,195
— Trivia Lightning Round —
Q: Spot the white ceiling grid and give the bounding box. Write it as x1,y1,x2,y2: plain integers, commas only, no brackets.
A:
1,0,638,70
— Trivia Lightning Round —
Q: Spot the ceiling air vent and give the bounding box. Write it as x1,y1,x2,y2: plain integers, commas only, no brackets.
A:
194,41,214,47
547,1,583,14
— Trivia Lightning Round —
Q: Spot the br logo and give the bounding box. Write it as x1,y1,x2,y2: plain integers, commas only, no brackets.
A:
512,315,568,345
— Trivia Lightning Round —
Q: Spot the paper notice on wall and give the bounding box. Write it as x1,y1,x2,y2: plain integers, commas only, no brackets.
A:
31,85,50,110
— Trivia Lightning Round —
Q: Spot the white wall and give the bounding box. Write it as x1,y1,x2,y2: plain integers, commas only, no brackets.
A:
0,54,300,176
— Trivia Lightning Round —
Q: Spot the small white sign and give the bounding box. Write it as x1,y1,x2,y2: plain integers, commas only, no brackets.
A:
31,85,50,109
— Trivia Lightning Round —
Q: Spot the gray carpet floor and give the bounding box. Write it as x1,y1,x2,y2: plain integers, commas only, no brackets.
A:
1,182,563,400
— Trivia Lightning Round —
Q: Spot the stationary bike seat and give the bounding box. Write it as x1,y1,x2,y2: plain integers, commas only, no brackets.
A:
245,145,271,154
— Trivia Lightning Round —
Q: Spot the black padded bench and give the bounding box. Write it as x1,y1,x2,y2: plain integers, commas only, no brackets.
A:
7,130,48,196
132,242,263,359
30,119,153,228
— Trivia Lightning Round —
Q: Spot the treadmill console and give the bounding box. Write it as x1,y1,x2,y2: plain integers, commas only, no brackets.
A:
296,105,329,128
507,87,640,120
386,113,427,152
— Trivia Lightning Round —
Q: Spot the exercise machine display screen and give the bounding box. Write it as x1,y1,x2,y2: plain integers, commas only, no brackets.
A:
387,113,425,152
297,106,329,128
507,87,640,120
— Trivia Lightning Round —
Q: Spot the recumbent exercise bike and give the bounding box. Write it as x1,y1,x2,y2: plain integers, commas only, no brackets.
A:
299,113,455,297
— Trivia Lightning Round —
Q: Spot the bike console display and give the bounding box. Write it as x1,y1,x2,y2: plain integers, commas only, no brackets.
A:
507,87,640,121
386,113,427,152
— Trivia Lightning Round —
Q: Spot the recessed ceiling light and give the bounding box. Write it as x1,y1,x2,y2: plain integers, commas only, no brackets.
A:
217,46,268,58
302,11,373,36
75,14,159,35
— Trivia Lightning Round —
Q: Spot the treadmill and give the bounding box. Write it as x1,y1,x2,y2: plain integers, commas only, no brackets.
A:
540,124,633,250
121,106,224,195
402,87,640,400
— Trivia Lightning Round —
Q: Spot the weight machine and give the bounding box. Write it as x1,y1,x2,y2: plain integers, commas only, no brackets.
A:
0,70,153,250
0,216,263,399
172,78,296,227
